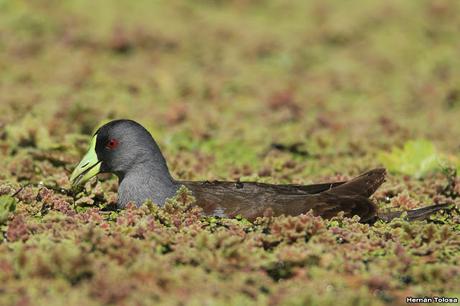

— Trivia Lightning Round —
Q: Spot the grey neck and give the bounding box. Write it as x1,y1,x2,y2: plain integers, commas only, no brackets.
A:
117,161,179,208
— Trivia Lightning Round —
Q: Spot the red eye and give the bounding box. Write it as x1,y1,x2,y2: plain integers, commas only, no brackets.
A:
106,138,119,150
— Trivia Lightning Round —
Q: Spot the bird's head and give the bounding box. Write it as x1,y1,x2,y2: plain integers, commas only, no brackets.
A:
70,119,166,187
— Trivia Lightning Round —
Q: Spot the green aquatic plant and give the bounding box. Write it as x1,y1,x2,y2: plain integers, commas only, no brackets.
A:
378,139,458,179
0,194,16,224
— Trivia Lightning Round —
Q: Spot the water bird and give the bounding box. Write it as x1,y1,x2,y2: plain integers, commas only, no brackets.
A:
70,119,449,223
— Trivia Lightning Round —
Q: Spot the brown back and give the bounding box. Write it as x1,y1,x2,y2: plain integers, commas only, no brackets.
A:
181,168,386,222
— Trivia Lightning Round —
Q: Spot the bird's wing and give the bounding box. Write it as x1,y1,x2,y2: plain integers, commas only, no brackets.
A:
182,180,345,197
180,168,385,222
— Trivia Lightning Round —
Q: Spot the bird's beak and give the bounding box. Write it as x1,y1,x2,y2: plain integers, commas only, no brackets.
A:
70,135,101,188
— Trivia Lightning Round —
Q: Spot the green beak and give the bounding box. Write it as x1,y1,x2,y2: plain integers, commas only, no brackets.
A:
70,135,101,188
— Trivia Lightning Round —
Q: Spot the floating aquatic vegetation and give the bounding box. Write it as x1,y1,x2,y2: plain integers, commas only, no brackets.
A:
0,0,459,305
379,139,459,179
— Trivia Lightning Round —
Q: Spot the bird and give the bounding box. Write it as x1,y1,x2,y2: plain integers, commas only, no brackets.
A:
70,119,449,223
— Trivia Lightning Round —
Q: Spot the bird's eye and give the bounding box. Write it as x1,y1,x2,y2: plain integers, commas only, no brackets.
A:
106,138,119,150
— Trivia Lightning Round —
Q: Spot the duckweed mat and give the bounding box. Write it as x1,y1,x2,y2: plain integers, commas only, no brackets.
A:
0,1,459,305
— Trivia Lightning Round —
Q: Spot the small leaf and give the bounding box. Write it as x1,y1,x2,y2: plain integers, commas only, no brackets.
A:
0,195,17,224
378,139,455,178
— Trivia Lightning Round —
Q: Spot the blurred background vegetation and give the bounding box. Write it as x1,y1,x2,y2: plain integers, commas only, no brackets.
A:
0,1,459,305
1,0,459,179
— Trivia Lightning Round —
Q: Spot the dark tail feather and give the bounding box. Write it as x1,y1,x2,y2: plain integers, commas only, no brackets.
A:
377,203,452,222
324,168,386,198
314,168,386,223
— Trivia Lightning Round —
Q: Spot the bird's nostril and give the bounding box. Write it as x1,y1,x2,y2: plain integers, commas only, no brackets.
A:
82,162,89,168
